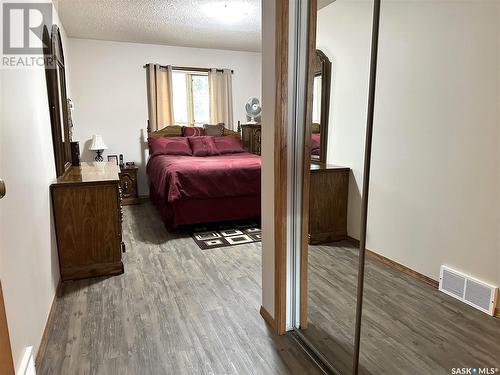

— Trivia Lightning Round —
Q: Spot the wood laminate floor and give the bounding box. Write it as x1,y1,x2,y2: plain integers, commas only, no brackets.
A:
302,242,500,375
38,203,322,375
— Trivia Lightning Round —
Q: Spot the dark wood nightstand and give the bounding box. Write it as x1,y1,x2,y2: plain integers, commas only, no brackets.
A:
309,164,350,244
240,123,262,155
119,165,139,205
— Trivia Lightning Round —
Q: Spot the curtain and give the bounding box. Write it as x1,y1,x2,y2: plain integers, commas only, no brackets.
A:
146,64,175,131
209,68,234,130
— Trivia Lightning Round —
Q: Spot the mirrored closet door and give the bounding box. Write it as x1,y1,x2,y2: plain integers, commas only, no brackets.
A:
357,0,500,373
294,0,375,374
293,1,500,374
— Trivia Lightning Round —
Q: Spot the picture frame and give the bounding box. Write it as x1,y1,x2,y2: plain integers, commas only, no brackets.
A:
107,154,118,165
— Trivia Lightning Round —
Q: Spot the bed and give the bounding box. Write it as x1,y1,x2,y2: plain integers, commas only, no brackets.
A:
147,125,261,230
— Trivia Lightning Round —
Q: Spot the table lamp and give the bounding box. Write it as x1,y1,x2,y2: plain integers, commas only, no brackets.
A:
89,135,107,162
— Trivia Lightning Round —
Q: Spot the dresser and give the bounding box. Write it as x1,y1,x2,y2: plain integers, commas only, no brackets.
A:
51,162,124,281
309,164,350,244
240,123,262,155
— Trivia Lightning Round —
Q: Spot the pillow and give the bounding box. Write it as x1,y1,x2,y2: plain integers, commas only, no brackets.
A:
148,136,192,157
188,136,220,157
182,126,205,137
213,136,245,154
311,133,321,155
203,123,224,137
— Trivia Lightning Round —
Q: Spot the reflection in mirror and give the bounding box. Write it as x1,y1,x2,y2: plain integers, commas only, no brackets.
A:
358,1,500,373
310,50,330,164
298,0,374,374
57,68,66,143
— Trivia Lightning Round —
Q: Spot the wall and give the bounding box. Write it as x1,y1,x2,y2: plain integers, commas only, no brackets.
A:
67,39,262,195
0,3,70,370
318,1,500,285
261,0,276,317
368,0,500,285
317,1,373,240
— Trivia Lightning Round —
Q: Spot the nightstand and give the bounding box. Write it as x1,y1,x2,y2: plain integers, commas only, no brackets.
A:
240,124,262,155
309,164,350,244
119,165,139,205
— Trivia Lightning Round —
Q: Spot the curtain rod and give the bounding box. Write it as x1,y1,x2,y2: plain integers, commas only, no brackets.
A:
143,64,234,74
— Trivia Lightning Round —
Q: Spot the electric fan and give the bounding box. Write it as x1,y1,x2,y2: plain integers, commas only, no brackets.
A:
245,97,262,124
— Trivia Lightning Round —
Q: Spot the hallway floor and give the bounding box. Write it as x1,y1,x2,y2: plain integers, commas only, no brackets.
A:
38,203,322,375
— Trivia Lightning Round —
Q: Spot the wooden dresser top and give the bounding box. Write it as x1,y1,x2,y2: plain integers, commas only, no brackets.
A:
54,162,120,185
310,163,350,173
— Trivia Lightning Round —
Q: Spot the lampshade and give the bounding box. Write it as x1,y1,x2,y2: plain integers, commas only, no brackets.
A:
89,135,108,151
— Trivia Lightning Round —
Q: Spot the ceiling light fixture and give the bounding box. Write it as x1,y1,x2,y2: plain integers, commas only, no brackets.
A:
203,2,252,24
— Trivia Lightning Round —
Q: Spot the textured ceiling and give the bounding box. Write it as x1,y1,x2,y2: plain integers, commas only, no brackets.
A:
56,0,261,52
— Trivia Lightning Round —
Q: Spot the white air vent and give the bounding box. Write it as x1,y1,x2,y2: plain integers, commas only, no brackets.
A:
439,266,498,316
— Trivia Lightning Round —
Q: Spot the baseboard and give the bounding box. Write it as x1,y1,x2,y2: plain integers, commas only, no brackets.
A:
259,306,275,330
138,195,149,203
346,237,500,318
346,236,360,247
346,236,439,289
365,249,439,289
35,281,61,368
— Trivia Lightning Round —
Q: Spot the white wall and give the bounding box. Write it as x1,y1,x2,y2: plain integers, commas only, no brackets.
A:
0,3,69,370
317,0,373,240
368,0,500,285
261,0,276,317
318,1,500,285
67,39,262,195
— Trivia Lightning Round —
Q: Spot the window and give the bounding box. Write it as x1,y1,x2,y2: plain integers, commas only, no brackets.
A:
312,75,322,124
172,71,210,125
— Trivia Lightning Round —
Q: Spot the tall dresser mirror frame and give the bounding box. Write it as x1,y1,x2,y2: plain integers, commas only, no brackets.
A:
312,49,332,164
44,24,72,177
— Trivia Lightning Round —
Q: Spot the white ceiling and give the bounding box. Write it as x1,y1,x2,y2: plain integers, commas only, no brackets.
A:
56,0,262,52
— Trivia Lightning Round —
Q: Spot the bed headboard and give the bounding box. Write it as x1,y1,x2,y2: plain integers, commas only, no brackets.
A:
147,124,240,138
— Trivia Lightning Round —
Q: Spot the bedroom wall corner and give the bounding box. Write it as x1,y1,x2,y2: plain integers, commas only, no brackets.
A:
261,0,277,319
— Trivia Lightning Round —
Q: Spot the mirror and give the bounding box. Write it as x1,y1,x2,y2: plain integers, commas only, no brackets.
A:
311,50,331,164
357,1,500,373
297,0,375,374
44,24,72,177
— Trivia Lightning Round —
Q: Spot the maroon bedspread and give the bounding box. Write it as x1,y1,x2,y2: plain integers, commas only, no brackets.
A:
147,152,261,228
311,133,321,155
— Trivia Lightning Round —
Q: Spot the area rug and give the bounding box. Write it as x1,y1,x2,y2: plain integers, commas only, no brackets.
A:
190,221,261,250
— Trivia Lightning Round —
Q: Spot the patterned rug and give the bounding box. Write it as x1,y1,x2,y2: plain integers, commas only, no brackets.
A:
190,221,261,250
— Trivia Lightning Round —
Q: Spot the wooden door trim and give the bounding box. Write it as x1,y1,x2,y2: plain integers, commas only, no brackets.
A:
273,0,289,335
0,282,15,375
273,0,318,335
